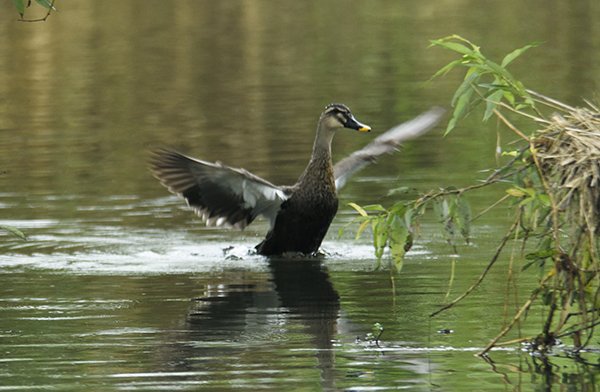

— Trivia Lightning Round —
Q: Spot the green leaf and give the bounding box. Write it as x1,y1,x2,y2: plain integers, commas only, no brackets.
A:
386,186,412,196
455,196,471,242
502,150,519,157
390,222,409,270
451,71,479,106
430,59,464,80
361,204,387,212
372,322,383,334
503,90,516,106
355,219,371,240
506,187,526,197
35,0,57,10
525,248,556,261
389,203,407,217
403,207,414,230
388,215,409,270
501,43,540,67
429,39,474,56
485,60,508,77
445,87,474,135
483,89,504,122
12,0,25,16
348,202,368,217
372,219,388,260
432,198,445,222
0,225,27,240
537,194,551,207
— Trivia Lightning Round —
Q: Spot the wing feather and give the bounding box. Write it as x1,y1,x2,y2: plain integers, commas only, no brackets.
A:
334,107,445,190
150,149,288,229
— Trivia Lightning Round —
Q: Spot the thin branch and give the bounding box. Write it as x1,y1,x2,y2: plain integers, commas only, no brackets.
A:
18,0,56,22
471,193,511,222
493,108,530,141
494,100,551,125
430,213,521,317
526,89,577,112
491,336,533,347
478,272,554,356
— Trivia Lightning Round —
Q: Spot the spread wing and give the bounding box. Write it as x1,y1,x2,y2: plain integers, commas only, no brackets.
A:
149,149,288,229
334,107,445,190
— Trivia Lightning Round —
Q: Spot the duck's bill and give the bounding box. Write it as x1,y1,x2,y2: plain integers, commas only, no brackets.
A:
345,116,371,132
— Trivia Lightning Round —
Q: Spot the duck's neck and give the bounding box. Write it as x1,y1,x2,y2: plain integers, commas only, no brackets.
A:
297,124,336,190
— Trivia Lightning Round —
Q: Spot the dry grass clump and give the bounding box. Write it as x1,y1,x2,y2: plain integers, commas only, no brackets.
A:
534,103,600,238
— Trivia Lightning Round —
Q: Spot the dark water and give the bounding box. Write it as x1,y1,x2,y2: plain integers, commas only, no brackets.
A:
1,1,600,390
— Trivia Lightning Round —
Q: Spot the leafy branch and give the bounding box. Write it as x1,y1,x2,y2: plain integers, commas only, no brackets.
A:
12,0,56,22
349,35,600,355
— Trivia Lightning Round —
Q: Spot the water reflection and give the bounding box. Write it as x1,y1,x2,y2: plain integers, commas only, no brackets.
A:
482,352,600,392
185,258,339,389
268,258,340,389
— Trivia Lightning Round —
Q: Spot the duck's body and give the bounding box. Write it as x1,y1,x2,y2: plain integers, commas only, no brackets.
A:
256,145,339,255
150,104,444,256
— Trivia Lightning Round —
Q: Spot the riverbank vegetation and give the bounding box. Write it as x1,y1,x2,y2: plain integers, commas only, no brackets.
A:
350,36,600,355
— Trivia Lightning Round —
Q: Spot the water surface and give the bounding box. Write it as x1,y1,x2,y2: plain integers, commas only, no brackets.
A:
1,1,599,390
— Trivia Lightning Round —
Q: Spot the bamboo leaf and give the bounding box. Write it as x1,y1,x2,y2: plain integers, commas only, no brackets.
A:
372,219,387,260
501,43,540,67
404,207,414,230
503,90,516,106
355,219,371,240
483,89,504,122
430,59,464,80
429,39,474,56
446,87,474,135
388,215,409,271
506,187,526,197
35,0,55,9
0,225,27,240
386,186,412,196
12,0,25,16
537,194,551,207
451,71,479,106
348,202,368,217
456,196,472,243
361,204,387,212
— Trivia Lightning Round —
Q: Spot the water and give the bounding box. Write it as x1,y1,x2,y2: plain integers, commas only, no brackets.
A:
1,1,600,390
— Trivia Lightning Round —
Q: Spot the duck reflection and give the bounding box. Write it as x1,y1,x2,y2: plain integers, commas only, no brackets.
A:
185,257,340,388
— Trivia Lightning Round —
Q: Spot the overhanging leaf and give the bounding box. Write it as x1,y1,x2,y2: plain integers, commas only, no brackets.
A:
455,196,471,243
388,215,409,270
429,39,474,56
355,219,371,240
483,89,504,122
372,219,387,260
12,0,25,16
430,59,464,81
348,202,368,217
446,87,474,135
501,43,540,67
506,187,526,197
451,71,479,107
0,225,27,240
35,0,57,10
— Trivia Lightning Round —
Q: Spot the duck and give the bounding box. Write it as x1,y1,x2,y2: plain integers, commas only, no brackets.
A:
150,103,443,256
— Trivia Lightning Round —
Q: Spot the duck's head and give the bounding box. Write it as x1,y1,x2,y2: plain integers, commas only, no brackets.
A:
320,103,371,133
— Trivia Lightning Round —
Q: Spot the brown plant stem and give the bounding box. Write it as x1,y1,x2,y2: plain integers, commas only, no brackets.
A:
430,213,521,318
